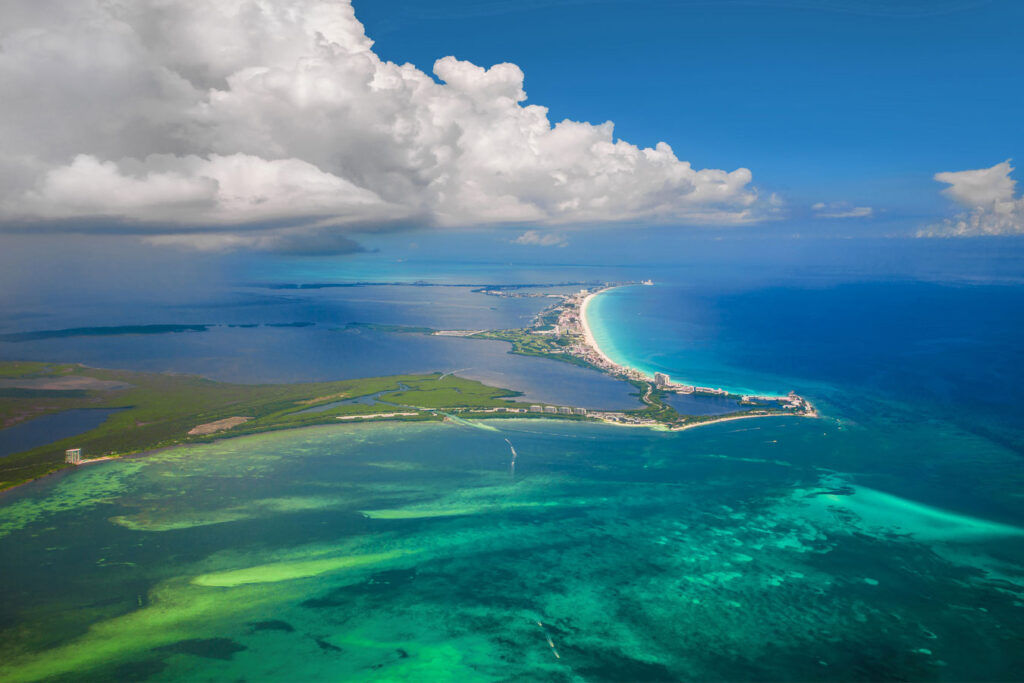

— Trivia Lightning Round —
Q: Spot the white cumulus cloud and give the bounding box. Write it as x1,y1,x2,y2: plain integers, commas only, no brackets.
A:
19,154,389,223
918,160,1024,237
0,0,764,250
512,230,568,247
811,201,873,219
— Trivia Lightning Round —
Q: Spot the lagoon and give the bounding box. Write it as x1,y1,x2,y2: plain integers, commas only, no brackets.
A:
0,408,122,459
0,285,637,410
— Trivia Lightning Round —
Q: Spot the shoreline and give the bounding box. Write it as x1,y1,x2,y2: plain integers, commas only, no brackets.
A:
0,407,816,496
580,286,642,377
670,410,818,432
575,285,652,384
572,283,817,424
577,285,795,401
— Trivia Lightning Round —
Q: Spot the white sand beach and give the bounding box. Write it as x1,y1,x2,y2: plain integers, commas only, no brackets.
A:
579,287,648,379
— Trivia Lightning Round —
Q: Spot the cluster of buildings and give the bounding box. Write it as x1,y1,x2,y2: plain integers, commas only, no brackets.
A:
529,289,588,340
477,288,559,299
442,405,587,416
537,288,652,383
738,391,810,412
447,402,668,426
654,371,711,395
655,373,736,397
781,391,811,411
692,386,728,396
586,411,659,426
529,405,588,416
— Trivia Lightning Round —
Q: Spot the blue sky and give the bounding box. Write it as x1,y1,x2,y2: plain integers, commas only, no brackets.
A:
356,0,1023,221
0,0,1021,254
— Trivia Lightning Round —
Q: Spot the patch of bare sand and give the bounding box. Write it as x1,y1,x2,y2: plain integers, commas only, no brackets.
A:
188,416,253,436
296,392,350,406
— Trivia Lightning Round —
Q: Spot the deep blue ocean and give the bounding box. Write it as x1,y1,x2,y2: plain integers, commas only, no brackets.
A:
588,278,1024,453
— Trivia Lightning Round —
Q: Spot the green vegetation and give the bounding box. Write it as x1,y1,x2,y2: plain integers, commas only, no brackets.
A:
383,383,518,409
0,362,524,492
630,382,681,422
0,361,54,377
535,308,561,328
469,329,595,369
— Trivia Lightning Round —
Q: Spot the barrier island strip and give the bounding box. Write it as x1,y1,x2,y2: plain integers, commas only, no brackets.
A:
0,363,523,491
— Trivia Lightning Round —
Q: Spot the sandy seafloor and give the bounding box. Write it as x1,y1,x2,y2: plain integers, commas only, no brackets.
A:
1,412,1023,682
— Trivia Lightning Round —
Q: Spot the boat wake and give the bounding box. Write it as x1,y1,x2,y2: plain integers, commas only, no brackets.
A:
505,438,518,475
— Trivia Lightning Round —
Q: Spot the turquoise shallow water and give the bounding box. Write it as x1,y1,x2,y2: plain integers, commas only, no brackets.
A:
1,414,1023,682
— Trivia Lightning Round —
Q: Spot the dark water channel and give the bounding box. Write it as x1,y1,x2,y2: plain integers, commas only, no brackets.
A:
292,383,411,414
0,408,123,458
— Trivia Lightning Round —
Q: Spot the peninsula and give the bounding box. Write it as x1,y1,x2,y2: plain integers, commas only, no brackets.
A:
467,283,816,428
